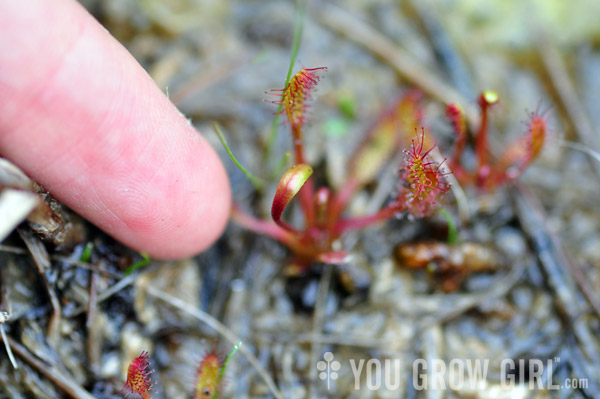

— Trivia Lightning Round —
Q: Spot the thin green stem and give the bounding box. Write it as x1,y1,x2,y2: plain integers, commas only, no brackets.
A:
213,341,243,399
124,252,150,275
440,208,458,244
214,123,264,190
219,342,242,383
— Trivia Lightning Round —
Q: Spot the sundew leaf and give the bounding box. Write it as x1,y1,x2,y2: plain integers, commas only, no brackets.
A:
265,0,307,162
271,164,313,232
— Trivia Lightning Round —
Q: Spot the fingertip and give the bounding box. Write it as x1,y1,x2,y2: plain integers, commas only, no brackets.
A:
0,0,232,258
124,130,233,260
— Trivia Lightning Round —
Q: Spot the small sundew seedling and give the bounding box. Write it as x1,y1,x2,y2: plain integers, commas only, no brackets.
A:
123,351,154,399
119,343,241,399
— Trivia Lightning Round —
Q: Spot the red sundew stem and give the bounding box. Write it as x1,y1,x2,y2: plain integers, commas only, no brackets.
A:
291,124,305,164
475,104,488,174
495,148,535,186
291,123,316,228
332,202,405,236
273,217,303,236
326,178,360,231
475,93,497,180
446,104,467,171
314,187,331,228
231,204,300,246
231,205,323,260
298,179,316,229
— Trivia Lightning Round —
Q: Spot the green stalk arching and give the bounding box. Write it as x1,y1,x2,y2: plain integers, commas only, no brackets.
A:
214,123,264,191
212,341,243,399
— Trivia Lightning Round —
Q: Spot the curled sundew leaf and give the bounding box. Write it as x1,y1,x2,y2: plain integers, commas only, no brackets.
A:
348,90,428,186
271,164,313,232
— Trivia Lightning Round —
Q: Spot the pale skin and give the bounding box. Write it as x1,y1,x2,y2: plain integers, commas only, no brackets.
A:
0,0,232,259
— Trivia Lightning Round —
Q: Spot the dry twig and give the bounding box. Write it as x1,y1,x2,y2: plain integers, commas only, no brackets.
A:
0,334,96,399
513,183,600,396
17,228,61,347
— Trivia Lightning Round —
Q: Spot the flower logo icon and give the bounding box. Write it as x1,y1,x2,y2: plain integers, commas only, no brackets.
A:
317,352,341,390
